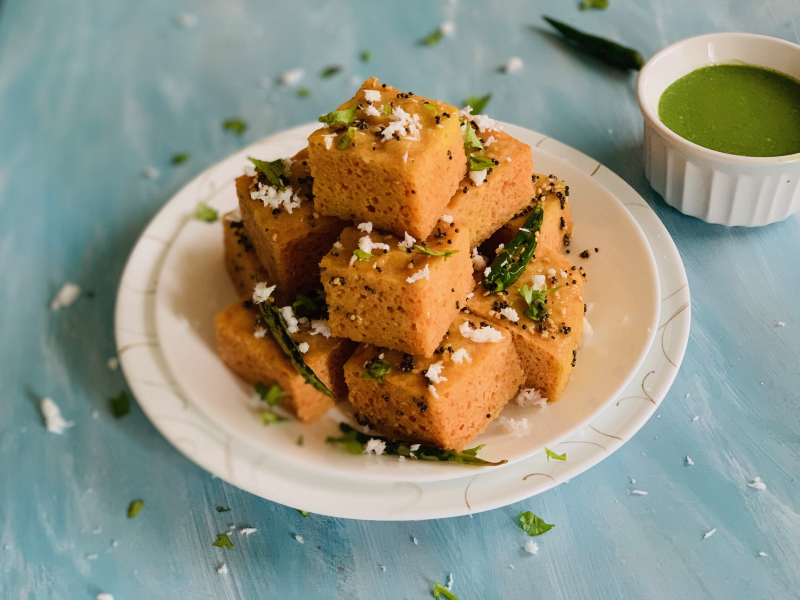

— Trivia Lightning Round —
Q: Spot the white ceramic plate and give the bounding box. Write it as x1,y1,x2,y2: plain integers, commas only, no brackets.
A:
152,122,660,482
116,123,690,519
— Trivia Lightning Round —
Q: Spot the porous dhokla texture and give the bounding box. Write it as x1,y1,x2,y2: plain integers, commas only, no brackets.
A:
214,302,356,422
320,218,473,357
344,314,524,450
466,247,585,402
481,174,573,258
446,130,533,248
237,148,347,300
308,78,466,239
222,210,273,300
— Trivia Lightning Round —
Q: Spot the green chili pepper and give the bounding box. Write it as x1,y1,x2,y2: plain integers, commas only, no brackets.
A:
482,203,544,292
258,302,334,398
543,17,644,71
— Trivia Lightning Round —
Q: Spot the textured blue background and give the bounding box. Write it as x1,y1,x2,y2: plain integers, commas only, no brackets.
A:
1,1,799,598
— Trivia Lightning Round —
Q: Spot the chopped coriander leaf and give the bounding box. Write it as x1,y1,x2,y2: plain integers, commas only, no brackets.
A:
337,126,356,150
296,87,311,98
261,410,285,424
109,391,130,418
545,447,566,461
223,119,247,135
580,0,608,9
464,93,492,115
318,104,359,126
424,103,438,117
296,509,311,517
171,152,190,164
422,28,444,46
433,582,460,600
519,511,555,536
414,245,460,260
255,382,284,406
353,248,373,260
320,65,342,78
248,157,286,192
518,283,561,321
360,50,373,62
327,424,508,466
383,104,392,115
195,201,219,222
215,506,231,513
462,121,484,152
212,533,234,548
361,358,391,384
127,499,144,518
467,155,494,172
292,293,318,313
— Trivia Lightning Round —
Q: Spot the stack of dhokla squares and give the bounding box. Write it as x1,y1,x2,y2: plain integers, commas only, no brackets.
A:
215,78,585,451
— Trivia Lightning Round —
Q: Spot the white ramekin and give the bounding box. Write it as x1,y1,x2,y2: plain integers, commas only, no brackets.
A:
638,33,800,227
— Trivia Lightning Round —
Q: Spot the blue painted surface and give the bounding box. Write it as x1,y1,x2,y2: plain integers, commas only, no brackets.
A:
1,0,798,598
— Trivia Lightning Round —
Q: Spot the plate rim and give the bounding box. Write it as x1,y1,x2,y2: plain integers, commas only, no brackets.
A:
115,122,690,520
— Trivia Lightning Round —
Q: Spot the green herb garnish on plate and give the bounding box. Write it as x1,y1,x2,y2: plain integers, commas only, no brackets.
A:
109,391,130,418
248,157,286,192
327,424,508,467
318,104,359,127
361,358,391,384
255,382,284,406
195,202,218,222
223,119,247,135
545,447,566,461
127,499,144,518
261,410,285,424
414,245,460,260
519,510,555,536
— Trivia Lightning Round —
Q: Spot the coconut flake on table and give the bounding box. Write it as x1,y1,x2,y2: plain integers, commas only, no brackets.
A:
516,388,547,408
50,282,82,311
747,477,766,490
142,166,160,179
174,12,198,27
459,322,503,343
279,68,305,87
381,106,422,142
524,540,539,554
498,416,530,437
310,320,331,338
217,563,228,575
398,232,416,249
365,438,386,455
40,398,73,434
451,348,472,364
686,455,694,466
252,282,275,304
279,306,299,333
703,528,717,539
406,264,430,284
439,21,455,37
775,321,786,327
630,490,648,496
471,247,487,271
294,534,304,544
96,594,115,600
107,357,119,371
239,527,257,536
502,56,524,73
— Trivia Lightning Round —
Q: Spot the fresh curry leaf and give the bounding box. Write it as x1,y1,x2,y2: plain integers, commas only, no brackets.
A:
212,533,234,548
318,104,359,126
223,119,247,135
258,302,334,398
255,382,285,406
109,391,130,418
464,93,492,115
519,511,555,536
172,152,190,164
422,28,444,46
292,293,318,313
195,202,218,222
320,65,341,78
361,358,391,384
414,245,460,260
360,50,372,62
248,157,286,192
327,424,508,466
545,447,566,461
296,87,311,98
296,509,311,517
215,506,231,513
127,500,144,518
467,155,494,172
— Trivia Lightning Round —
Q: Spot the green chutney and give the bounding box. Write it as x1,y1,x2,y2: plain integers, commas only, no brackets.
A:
658,63,800,157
